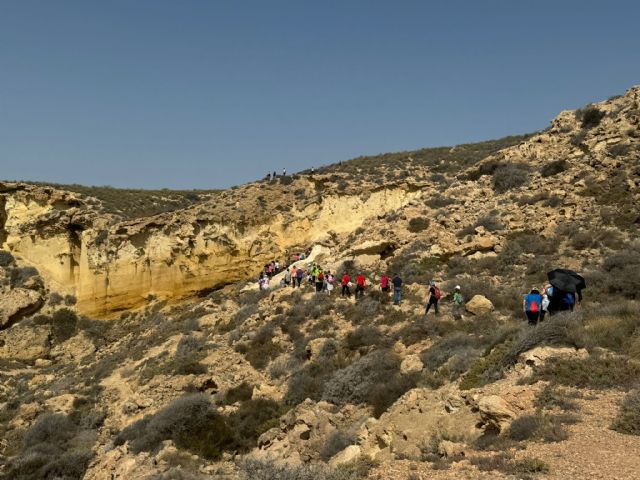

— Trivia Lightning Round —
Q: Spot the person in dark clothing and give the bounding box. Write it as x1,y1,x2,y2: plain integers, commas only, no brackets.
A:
392,274,402,305
295,267,304,288
425,280,439,315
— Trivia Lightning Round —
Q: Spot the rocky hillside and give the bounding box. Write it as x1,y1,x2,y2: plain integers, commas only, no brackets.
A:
0,86,638,480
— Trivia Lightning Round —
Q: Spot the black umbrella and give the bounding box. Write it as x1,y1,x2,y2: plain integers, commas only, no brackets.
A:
547,269,586,293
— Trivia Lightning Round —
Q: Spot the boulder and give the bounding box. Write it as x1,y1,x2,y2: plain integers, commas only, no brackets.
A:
477,395,517,432
0,288,44,328
400,355,424,375
465,295,494,315
0,324,51,361
438,440,466,458
359,387,480,461
329,445,362,467
350,240,396,257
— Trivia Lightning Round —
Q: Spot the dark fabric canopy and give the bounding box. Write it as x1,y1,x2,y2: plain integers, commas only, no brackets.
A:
547,269,586,293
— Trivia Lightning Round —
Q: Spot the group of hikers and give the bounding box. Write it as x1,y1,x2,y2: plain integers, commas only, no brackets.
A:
258,256,585,326
523,282,583,326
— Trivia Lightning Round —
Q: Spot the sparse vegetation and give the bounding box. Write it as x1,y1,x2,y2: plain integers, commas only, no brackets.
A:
576,105,606,129
492,163,531,193
611,389,640,436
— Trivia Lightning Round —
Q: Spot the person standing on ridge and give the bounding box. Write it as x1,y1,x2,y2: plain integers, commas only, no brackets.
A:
341,272,351,297
425,280,440,316
283,168,287,176
392,273,403,305
284,267,292,287
290,266,297,288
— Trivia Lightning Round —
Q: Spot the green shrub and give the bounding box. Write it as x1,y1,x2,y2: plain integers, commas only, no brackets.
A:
541,159,569,177
611,390,640,435
470,453,549,476
344,325,383,351
225,382,254,404
534,385,578,411
230,398,285,451
576,105,605,129
492,164,530,193
408,217,430,233
115,394,234,459
3,413,95,480
507,413,568,442
529,354,640,390
0,250,14,267
235,325,282,369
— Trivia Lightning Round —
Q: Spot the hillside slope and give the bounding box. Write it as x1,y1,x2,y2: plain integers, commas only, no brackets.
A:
0,86,639,480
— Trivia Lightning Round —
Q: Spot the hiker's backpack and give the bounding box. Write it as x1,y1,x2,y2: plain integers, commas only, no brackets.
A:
433,287,441,300
525,293,540,313
563,292,575,306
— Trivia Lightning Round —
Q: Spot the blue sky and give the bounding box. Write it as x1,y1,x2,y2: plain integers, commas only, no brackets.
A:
1,1,639,189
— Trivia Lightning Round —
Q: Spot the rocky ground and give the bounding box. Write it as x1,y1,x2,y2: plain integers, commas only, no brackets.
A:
0,86,639,479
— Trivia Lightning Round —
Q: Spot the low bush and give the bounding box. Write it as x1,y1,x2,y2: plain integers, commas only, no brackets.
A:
534,384,578,411
576,105,606,129
492,164,530,193
10,266,39,288
235,325,282,369
0,250,14,267
174,334,207,375
426,196,456,209
541,159,569,177
611,389,640,436
230,398,286,451
507,413,568,442
115,394,234,459
237,457,378,480
470,453,549,476
225,382,254,404
344,325,384,351
408,217,430,233
528,354,640,390
475,214,504,232
3,413,95,480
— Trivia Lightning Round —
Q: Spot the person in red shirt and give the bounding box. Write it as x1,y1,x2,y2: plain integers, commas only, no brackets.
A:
380,273,390,293
355,272,366,299
341,272,351,297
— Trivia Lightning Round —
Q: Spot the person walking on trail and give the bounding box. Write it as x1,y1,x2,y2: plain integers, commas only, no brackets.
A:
425,280,440,315
290,266,297,287
523,287,542,326
392,273,403,305
341,272,351,297
283,168,287,176
452,285,463,320
296,267,304,288
284,268,292,287
355,272,366,299
380,273,391,293
540,285,550,321
316,270,324,293
326,271,334,294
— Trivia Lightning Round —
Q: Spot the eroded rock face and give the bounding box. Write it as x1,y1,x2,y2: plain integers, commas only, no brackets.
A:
1,181,421,317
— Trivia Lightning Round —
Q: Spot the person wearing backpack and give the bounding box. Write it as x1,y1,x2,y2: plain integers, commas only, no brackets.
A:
380,273,391,293
523,287,542,325
425,280,440,315
341,272,351,297
295,267,304,288
284,268,292,287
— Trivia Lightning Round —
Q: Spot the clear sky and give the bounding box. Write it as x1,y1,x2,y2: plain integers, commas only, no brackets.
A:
1,1,639,189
